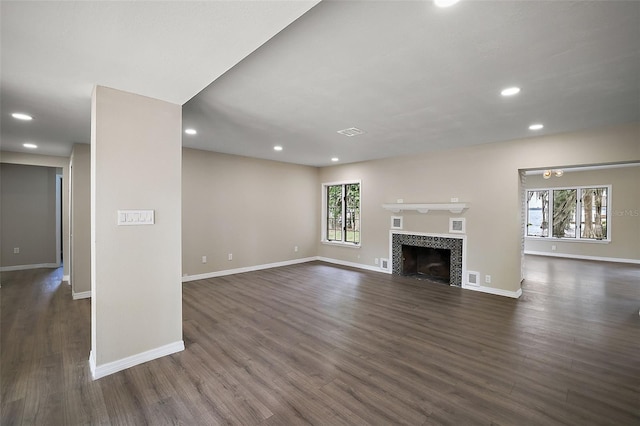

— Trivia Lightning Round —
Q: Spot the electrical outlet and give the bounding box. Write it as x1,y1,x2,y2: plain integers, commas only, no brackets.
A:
374,258,379,265
451,197,459,202
201,256,207,264
294,246,299,252
13,247,19,254
485,275,492,284
228,253,233,261
551,245,557,251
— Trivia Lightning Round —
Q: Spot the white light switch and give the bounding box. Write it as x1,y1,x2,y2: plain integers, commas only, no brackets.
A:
117,210,155,226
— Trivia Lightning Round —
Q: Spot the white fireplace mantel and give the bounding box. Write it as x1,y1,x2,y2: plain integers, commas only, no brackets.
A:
382,203,469,214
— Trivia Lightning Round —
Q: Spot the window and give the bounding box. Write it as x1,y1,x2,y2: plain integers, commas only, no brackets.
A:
323,181,360,245
526,185,609,241
552,189,577,238
580,187,608,239
526,190,549,237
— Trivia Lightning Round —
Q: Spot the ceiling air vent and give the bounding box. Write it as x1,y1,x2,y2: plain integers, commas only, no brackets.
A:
337,127,365,137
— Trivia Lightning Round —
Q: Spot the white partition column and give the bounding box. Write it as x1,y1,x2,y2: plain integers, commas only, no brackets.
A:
90,85,183,379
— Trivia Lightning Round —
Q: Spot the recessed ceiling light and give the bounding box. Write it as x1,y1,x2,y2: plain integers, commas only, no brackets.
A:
500,87,521,97
274,145,283,151
184,128,197,135
12,112,33,121
529,123,544,130
331,157,339,162
23,143,37,149
434,0,460,7
337,127,365,137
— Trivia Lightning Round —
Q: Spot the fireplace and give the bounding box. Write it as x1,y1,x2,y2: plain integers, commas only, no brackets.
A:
402,246,451,284
391,232,464,287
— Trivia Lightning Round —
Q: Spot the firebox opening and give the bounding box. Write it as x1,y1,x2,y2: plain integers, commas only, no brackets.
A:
401,245,451,284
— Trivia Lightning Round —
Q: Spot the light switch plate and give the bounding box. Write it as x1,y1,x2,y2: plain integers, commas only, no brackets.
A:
117,210,155,226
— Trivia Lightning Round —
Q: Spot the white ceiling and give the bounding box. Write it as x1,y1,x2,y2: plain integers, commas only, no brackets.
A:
1,0,320,156
2,1,639,167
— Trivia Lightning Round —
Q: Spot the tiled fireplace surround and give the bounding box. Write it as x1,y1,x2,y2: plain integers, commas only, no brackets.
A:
391,232,465,287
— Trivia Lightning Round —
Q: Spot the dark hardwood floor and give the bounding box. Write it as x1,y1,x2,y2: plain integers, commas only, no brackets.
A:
1,256,639,425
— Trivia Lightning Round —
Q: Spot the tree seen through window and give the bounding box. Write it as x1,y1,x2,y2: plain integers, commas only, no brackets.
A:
326,183,360,244
526,186,609,241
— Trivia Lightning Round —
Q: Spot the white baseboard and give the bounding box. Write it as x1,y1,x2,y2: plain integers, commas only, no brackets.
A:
182,257,317,282
182,256,389,284
63,275,70,282
90,340,185,380
316,256,390,274
0,263,59,272
72,290,91,300
89,350,96,375
182,256,522,299
462,284,522,299
319,257,522,298
525,250,640,265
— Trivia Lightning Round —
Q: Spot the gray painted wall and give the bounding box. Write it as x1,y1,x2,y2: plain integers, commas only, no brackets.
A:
317,123,640,293
91,86,183,371
182,148,319,278
0,163,58,268
71,143,91,296
0,152,70,278
524,165,640,261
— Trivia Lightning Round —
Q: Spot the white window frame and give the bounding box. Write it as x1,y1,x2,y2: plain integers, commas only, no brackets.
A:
525,184,612,243
321,180,361,247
